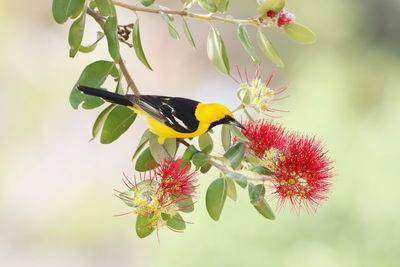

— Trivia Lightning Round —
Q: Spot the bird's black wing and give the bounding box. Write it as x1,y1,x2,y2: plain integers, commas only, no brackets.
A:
131,95,200,133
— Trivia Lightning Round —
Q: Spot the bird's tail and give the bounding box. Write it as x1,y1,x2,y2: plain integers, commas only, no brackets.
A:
77,85,133,106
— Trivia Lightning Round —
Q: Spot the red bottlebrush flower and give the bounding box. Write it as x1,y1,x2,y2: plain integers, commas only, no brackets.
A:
116,158,197,233
277,10,295,27
156,158,198,202
266,10,276,18
240,119,288,160
269,134,334,213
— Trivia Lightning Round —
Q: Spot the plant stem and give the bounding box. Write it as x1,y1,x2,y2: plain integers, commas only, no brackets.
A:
87,8,140,95
113,1,270,26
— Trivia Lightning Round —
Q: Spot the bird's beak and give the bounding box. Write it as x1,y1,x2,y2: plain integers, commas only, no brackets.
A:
231,119,246,131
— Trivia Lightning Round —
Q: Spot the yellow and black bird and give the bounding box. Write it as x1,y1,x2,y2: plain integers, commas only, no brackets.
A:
78,86,246,144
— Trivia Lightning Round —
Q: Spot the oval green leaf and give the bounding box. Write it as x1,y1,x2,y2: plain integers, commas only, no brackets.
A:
226,177,237,201
174,194,194,213
104,16,120,63
224,142,245,169
132,18,152,70
52,0,85,24
119,190,135,207
215,0,230,13
199,132,213,153
257,29,284,67
182,145,198,165
221,124,231,151
70,60,117,109
167,212,186,230
91,104,116,141
182,17,196,48
200,163,212,174
284,22,317,44
192,152,208,167
206,178,228,221
68,8,86,58
207,25,230,74
136,214,155,238
132,129,151,161
257,0,285,17
254,198,275,220
161,12,180,40
100,105,137,144
149,133,177,162
250,166,273,175
229,124,248,142
237,24,259,63
198,0,217,13
141,0,155,6
95,0,116,17
135,147,157,171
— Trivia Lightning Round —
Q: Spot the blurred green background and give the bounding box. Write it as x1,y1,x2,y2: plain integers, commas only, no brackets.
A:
1,0,399,266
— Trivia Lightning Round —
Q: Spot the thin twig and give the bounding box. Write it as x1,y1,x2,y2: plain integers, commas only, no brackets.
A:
113,1,270,27
87,8,140,95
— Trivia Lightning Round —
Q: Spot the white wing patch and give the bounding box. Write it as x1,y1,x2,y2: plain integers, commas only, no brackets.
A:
172,115,191,131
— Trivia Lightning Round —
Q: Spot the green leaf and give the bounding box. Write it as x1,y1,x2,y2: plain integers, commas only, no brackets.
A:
181,0,196,9
248,183,275,220
226,177,237,201
257,29,284,67
132,18,153,70
149,133,177,162
182,145,198,164
192,152,208,167
68,8,86,58
141,0,155,6
78,32,104,53
161,12,180,40
284,22,317,44
167,213,186,230
200,163,212,174
198,133,213,153
214,0,230,13
242,89,251,105
119,190,135,207
229,124,248,142
257,0,285,17
100,106,137,144
95,0,116,17
136,214,155,238
237,24,259,64
221,124,231,151
174,194,194,213
135,147,158,171
198,0,217,13
52,0,85,24
91,104,116,141
250,166,273,175
206,178,227,221
224,142,245,169
226,172,247,188
207,25,230,74
132,129,151,161
70,60,118,109
182,17,196,48
104,16,120,63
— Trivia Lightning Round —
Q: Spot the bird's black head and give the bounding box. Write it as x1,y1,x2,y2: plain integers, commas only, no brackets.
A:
207,115,246,131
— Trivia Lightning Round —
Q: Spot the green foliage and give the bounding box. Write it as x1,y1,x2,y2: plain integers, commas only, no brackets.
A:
226,177,237,201
141,0,155,7
221,124,231,151
100,106,137,144
207,25,230,74
78,32,104,53
136,214,155,238
226,172,247,188
182,17,196,48
224,142,245,170
206,178,228,221
257,29,284,67
250,166,273,175
160,12,180,40
198,0,217,13
192,152,208,168
95,0,116,17
237,24,259,64
91,104,116,141
132,18,153,70
248,183,275,220
198,133,213,153
52,0,85,24
149,133,177,162
132,129,151,161
257,0,285,17
104,16,120,63
68,8,86,58
70,61,118,109
135,147,157,171
284,22,317,44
